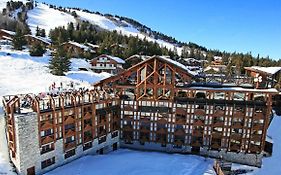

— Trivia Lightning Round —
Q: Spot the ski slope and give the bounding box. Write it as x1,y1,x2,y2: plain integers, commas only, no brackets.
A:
27,3,76,35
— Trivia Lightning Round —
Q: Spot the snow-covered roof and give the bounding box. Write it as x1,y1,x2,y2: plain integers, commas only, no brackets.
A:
25,34,51,45
2,36,12,41
96,54,125,64
108,55,125,64
126,54,150,61
68,41,90,50
188,86,278,93
246,66,281,75
159,56,197,76
0,29,16,36
86,43,99,49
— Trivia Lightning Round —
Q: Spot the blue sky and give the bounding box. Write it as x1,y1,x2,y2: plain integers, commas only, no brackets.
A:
39,0,281,59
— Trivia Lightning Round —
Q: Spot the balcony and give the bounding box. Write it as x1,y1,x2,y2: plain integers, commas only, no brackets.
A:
232,122,243,129
64,115,75,124
98,130,107,137
65,129,75,137
65,141,76,150
140,126,150,133
140,117,150,123
176,108,186,115
84,112,92,119
212,121,224,127
194,109,205,116
211,142,221,150
84,124,92,131
253,113,264,119
123,125,133,132
83,136,92,143
212,131,223,138
193,119,204,126
251,134,262,141
233,111,245,118
174,129,185,136
156,128,168,134
156,136,167,144
230,143,241,152
213,110,224,117
192,129,203,137
157,118,167,124
40,120,53,130
140,135,150,142
41,135,54,145
175,118,186,125
253,123,264,130
191,141,202,147
124,105,134,111
174,139,184,146
231,133,242,140
98,119,107,126
249,144,261,153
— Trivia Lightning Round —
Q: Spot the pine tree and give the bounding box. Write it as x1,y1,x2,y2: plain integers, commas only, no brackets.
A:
12,27,26,50
36,26,40,36
29,44,46,56
40,29,46,37
49,45,71,76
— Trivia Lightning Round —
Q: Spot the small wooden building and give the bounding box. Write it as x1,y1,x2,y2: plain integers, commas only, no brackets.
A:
91,54,125,74
244,66,281,88
0,29,15,41
62,41,93,58
25,35,51,47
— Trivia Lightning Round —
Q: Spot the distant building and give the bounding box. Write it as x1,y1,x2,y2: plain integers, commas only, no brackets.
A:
0,29,15,41
125,54,150,68
85,43,99,53
62,41,93,58
90,54,125,74
211,56,223,65
25,35,52,48
244,66,281,88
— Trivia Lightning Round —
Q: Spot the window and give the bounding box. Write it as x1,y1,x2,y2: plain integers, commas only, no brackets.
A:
65,149,76,159
98,136,106,144
41,129,53,137
41,157,55,169
83,142,92,151
65,123,75,132
65,136,75,144
41,143,54,154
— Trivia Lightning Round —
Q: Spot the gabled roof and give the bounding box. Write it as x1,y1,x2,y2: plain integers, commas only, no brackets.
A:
94,55,195,86
94,54,125,64
67,41,90,50
0,29,16,36
86,43,99,49
25,35,51,45
245,66,281,75
125,54,151,61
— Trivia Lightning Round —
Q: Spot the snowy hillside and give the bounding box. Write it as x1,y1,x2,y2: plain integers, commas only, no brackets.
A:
27,3,76,35
0,0,183,54
73,9,182,54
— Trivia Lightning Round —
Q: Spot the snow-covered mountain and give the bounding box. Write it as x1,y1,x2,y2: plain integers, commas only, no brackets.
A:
0,0,184,55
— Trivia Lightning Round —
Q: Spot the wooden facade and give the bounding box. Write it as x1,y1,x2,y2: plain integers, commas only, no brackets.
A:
94,56,276,155
2,56,278,174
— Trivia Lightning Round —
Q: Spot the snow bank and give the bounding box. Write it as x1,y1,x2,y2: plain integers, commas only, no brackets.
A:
46,149,214,175
66,71,111,84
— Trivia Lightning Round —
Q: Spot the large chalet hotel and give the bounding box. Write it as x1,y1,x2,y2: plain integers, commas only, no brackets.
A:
2,56,279,175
